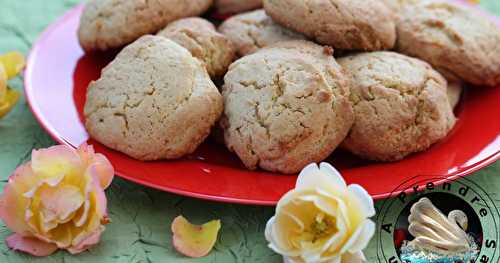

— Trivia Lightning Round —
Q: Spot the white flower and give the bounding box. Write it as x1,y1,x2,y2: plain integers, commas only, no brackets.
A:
265,163,376,263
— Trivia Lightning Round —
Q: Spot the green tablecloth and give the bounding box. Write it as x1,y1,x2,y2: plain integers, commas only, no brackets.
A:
0,1,498,262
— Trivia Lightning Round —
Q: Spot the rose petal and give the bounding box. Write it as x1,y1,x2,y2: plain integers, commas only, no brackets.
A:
319,253,342,263
310,194,337,217
266,216,300,258
342,251,366,263
90,154,114,189
272,213,303,257
172,216,221,258
341,220,375,254
296,163,321,189
0,63,6,100
5,234,58,257
73,200,90,227
85,161,114,191
67,227,103,254
319,255,341,263
39,185,84,222
69,182,108,248
0,51,25,79
265,216,276,245
321,211,348,254
301,250,322,263
296,163,347,194
266,217,289,256
0,86,20,119
316,190,351,231
92,178,108,218
347,184,375,217
0,164,38,235
47,223,73,248
31,145,82,181
319,163,346,188
78,144,114,189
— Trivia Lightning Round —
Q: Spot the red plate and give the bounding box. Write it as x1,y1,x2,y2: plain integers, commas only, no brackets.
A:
25,4,500,205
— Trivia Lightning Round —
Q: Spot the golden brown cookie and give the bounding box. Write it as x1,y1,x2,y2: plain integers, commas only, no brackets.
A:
157,17,236,78
263,0,397,51
84,36,223,161
447,81,463,110
78,0,213,52
218,9,306,57
214,0,262,14
397,1,500,86
339,51,456,161
222,40,354,174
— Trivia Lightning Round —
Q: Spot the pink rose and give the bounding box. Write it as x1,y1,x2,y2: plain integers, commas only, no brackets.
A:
0,144,114,256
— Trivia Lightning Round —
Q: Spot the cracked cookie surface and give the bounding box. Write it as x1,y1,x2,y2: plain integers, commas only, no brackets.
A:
218,9,306,57
397,1,500,86
381,0,424,12
339,51,456,162
214,0,262,14
157,17,236,78
263,0,396,51
221,40,354,174
84,36,223,161
78,0,213,52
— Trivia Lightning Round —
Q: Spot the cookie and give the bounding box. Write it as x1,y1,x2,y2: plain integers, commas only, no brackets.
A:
339,51,456,162
263,0,396,51
157,17,236,78
221,40,354,174
218,9,306,56
397,1,500,86
78,0,213,52
381,0,422,12
447,81,463,110
214,0,262,15
84,36,223,161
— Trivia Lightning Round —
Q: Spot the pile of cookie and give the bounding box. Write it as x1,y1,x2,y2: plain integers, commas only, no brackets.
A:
79,0,500,174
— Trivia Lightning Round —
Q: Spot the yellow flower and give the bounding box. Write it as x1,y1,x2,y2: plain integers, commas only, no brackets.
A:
0,144,114,256
0,51,24,119
265,163,376,263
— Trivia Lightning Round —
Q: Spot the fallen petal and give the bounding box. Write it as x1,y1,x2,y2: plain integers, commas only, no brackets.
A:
6,234,58,257
171,215,221,258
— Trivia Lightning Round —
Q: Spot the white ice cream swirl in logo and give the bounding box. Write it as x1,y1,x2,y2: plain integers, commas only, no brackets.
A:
407,197,471,254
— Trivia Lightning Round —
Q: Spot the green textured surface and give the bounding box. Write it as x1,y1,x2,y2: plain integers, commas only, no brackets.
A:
0,1,498,262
